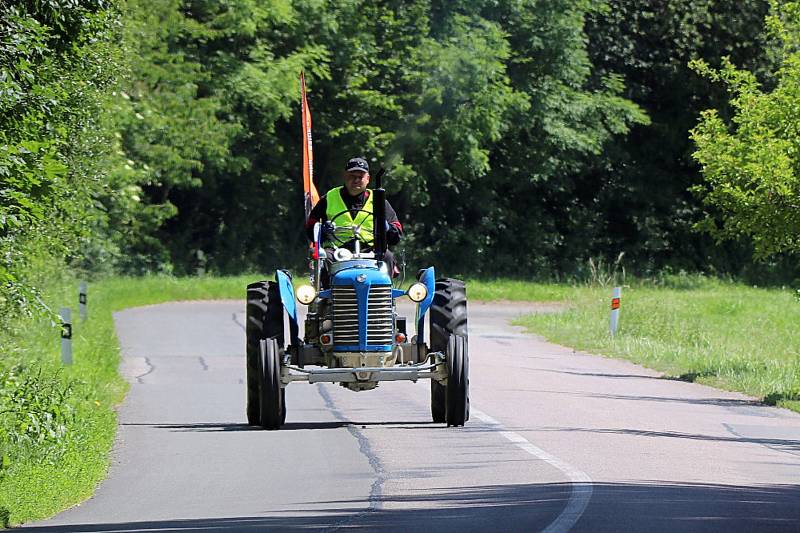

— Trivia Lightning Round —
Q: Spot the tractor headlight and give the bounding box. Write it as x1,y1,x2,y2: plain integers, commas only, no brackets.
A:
407,282,428,303
295,284,317,305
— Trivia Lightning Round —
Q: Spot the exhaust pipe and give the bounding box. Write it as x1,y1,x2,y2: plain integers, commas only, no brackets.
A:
373,167,387,263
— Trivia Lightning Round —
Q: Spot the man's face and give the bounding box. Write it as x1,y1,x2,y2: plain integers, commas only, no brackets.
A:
344,170,370,196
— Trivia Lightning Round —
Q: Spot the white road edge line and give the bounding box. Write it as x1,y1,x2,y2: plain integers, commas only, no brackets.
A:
472,409,593,533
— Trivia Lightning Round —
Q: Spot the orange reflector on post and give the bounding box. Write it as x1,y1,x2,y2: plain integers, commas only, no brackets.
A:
610,286,622,336
395,332,407,344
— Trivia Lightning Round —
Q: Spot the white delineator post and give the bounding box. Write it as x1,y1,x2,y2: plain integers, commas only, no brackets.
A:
79,281,87,321
609,287,621,336
60,307,73,365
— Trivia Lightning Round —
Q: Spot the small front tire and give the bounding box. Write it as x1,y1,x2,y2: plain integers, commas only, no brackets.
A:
445,335,469,427
431,380,446,423
259,338,284,430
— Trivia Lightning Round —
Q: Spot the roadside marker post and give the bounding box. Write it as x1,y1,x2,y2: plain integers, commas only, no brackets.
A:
610,287,621,336
79,281,87,321
60,307,73,365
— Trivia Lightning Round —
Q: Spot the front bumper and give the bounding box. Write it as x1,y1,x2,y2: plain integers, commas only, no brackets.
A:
282,359,443,385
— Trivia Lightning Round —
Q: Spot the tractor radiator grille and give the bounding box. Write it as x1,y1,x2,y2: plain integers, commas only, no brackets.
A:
367,285,393,345
332,284,393,346
332,286,359,345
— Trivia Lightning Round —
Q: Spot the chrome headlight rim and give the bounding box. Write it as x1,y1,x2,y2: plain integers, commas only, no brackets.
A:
295,284,317,305
407,282,428,303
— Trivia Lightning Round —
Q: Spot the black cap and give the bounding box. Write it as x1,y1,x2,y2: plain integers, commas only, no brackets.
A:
346,157,369,173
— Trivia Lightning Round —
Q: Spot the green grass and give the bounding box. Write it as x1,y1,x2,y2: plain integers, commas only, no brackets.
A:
466,279,573,302
513,277,800,412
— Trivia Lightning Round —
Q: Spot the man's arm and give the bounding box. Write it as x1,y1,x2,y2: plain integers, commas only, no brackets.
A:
305,196,327,241
384,200,403,246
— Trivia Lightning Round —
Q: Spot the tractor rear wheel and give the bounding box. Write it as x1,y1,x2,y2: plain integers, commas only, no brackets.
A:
259,338,284,430
429,278,468,425
246,281,284,425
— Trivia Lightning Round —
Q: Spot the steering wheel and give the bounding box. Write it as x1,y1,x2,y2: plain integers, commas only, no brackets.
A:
325,208,374,248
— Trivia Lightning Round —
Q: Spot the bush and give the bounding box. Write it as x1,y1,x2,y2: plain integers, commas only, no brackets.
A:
0,366,75,476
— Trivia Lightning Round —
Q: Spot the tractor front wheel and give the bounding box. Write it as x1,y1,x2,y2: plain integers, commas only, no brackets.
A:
445,335,469,426
431,380,446,423
259,338,284,430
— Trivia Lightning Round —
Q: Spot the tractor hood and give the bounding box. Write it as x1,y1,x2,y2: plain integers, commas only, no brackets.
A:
331,260,391,285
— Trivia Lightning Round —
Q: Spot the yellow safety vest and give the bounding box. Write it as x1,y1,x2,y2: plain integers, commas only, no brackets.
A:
324,187,375,248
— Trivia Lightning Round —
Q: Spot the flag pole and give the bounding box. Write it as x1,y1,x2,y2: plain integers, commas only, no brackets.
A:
300,72,319,221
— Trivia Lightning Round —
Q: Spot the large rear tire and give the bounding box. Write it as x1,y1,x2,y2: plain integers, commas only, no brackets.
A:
429,278,468,425
246,281,284,426
259,338,284,430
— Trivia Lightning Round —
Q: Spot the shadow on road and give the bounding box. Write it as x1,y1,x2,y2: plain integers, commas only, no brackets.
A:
531,426,800,452
536,368,669,381
118,421,800,452
534,368,800,409
119,420,439,432
21,481,800,532
505,387,766,409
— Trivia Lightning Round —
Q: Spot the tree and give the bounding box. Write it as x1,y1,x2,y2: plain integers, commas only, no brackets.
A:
109,1,659,277
584,0,772,273
462,0,648,275
691,0,800,259
0,1,125,314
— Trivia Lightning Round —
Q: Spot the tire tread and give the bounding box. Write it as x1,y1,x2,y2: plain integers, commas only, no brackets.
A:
429,278,468,425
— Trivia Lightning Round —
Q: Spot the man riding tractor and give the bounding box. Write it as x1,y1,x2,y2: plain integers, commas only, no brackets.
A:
246,156,470,430
304,157,403,286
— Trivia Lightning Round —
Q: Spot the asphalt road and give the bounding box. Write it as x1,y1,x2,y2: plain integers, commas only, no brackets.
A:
23,299,800,532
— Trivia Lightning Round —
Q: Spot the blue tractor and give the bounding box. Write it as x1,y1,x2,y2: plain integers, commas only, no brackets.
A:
245,172,469,429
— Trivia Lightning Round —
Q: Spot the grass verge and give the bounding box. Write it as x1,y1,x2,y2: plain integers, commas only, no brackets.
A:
513,276,800,412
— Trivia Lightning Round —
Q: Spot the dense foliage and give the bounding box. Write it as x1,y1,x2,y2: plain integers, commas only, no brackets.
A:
584,0,773,273
1,1,121,313
0,3,128,522
116,0,785,279
118,0,650,277
1,0,795,305
692,0,800,259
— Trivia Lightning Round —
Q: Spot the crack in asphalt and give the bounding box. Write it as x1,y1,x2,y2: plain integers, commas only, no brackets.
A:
316,383,387,531
135,357,155,384
723,422,800,458
232,312,246,332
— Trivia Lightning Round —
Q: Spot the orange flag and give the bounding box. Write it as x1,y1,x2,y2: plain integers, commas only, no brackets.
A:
300,72,319,220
